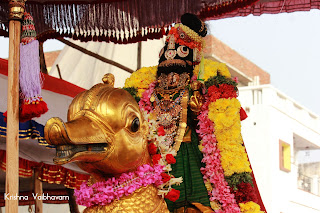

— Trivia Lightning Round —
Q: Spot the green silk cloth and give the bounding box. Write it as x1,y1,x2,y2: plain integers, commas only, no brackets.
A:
165,127,210,212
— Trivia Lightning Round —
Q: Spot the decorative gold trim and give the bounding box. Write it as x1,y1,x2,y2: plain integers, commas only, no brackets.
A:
173,91,189,151
8,0,26,20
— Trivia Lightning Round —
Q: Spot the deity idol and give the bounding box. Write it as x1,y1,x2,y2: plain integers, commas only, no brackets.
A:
124,13,266,213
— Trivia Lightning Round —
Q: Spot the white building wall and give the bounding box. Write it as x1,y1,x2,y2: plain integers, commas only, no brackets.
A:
239,85,320,213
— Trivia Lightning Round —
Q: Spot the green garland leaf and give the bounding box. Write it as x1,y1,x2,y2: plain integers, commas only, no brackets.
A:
204,74,238,92
123,87,140,103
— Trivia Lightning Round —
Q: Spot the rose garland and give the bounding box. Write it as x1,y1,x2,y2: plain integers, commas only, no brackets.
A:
74,164,163,207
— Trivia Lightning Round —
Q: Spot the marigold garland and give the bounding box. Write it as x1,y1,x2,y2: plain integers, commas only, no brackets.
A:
193,59,231,81
124,66,157,97
239,201,264,213
208,98,252,177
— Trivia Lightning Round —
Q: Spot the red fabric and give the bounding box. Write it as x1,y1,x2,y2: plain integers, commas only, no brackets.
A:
0,150,90,189
38,163,89,189
0,58,85,98
243,146,267,212
202,0,320,20
240,107,248,121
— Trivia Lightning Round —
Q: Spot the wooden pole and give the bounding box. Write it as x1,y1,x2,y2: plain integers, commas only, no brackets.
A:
6,1,25,212
39,41,48,74
34,169,43,213
57,38,135,74
137,42,142,70
56,64,63,80
66,188,80,213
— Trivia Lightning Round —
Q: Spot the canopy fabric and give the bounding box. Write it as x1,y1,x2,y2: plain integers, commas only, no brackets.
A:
49,38,165,89
0,149,90,189
202,0,320,20
0,0,259,43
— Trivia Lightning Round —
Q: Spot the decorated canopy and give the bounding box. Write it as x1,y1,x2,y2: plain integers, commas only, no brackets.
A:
0,0,319,43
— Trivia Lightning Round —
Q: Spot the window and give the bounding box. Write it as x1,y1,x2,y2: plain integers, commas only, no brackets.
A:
294,134,320,195
279,140,291,172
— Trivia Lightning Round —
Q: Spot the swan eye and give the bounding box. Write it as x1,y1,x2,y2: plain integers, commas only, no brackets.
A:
131,117,140,132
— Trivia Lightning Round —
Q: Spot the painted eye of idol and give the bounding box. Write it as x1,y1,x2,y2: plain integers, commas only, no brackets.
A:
130,117,140,132
177,45,189,58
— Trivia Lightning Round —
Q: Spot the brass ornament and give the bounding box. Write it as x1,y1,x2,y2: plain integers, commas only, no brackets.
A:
45,83,150,180
8,0,26,20
189,81,204,113
102,73,115,87
44,77,171,212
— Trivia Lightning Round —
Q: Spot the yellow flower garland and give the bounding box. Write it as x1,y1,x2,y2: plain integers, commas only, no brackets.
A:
193,59,231,81
124,66,157,97
208,98,252,177
239,201,264,213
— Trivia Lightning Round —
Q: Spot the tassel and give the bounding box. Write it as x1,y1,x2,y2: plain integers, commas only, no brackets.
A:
18,12,48,122
19,40,48,122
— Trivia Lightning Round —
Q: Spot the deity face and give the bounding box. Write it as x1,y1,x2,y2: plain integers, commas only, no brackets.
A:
157,35,194,77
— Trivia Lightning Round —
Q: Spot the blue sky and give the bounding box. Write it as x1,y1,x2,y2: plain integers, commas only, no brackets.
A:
1,9,320,117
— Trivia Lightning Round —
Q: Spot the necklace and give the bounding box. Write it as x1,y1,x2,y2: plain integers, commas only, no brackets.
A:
152,88,188,148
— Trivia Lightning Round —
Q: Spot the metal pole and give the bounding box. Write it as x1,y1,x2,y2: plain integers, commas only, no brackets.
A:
6,0,25,212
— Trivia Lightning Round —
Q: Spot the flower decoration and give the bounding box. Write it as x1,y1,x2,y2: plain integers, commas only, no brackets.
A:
164,188,181,202
239,201,264,213
122,59,264,212
124,66,157,97
161,173,171,183
148,143,158,155
193,59,231,81
166,154,176,164
74,164,163,207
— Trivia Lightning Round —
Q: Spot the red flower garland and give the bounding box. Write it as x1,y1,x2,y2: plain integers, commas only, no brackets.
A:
230,182,258,204
152,154,162,165
207,84,237,103
165,188,181,202
166,154,176,164
148,143,158,155
161,173,171,183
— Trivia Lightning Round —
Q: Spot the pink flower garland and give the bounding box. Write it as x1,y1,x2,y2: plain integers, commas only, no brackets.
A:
197,96,240,213
74,164,164,207
139,81,156,113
